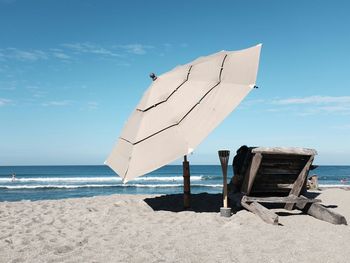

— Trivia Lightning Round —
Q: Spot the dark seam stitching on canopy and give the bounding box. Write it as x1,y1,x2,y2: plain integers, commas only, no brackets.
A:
137,65,193,112
121,54,228,146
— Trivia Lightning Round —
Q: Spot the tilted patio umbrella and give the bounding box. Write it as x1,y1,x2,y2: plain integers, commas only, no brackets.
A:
106,44,262,206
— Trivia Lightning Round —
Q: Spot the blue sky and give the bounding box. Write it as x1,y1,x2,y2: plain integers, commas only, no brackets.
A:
0,0,349,165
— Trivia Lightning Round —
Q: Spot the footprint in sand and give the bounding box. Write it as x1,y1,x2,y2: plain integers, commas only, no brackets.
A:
54,245,74,255
10,258,25,263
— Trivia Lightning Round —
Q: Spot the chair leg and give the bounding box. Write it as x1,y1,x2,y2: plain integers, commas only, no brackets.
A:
241,199,279,225
296,200,347,225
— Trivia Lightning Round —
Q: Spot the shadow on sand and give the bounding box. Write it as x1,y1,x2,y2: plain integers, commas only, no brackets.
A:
144,193,223,213
143,191,334,215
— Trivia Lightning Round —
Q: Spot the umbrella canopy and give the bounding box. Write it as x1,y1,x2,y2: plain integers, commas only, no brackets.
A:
106,44,262,182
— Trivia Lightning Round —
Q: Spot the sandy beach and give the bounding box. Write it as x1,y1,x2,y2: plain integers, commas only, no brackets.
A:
0,188,349,263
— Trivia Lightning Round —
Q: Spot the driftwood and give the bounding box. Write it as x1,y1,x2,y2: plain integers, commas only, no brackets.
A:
241,199,279,225
296,196,347,225
242,195,321,205
229,146,348,225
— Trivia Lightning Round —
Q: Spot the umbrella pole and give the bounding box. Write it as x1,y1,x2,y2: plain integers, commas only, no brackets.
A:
183,155,191,209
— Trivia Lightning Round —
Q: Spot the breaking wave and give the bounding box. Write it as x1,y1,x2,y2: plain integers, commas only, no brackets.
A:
0,183,223,190
0,175,205,183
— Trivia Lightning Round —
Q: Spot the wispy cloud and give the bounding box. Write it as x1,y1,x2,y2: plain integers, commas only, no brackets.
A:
0,80,17,91
42,100,72,107
4,48,48,61
271,95,350,115
0,98,12,106
273,96,350,105
163,43,172,48
87,101,98,110
116,44,154,55
52,52,71,60
242,96,350,115
62,42,120,57
26,86,47,98
0,48,72,62
1,44,120,62
0,42,161,64
317,105,350,114
48,48,71,60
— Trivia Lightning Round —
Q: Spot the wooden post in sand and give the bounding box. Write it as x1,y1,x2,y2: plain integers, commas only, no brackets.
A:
183,155,191,209
218,150,231,217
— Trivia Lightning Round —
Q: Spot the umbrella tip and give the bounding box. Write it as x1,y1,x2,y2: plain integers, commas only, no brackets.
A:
149,73,157,81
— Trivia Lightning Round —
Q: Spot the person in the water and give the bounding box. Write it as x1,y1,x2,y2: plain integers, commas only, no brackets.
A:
340,178,348,184
11,173,16,182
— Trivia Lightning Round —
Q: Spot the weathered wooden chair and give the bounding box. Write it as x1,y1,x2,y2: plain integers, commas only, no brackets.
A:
230,147,347,225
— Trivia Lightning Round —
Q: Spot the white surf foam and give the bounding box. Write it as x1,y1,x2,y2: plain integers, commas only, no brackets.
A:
0,175,204,183
318,184,350,188
0,183,222,190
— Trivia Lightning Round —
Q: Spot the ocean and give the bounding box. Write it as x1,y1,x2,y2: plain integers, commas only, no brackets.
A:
0,165,349,202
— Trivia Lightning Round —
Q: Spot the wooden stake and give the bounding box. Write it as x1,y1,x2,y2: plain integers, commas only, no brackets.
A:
183,155,191,209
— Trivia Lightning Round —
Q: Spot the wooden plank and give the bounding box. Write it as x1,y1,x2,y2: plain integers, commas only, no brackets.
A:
296,199,347,225
260,160,306,167
254,175,298,184
254,183,294,189
249,190,291,195
243,195,321,204
253,181,297,189
241,199,279,225
252,183,294,193
262,153,310,159
285,155,314,210
262,155,309,162
252,147,317,155
260,164,306,171
259,167,302,175
252,176,297,193
241,153,262,194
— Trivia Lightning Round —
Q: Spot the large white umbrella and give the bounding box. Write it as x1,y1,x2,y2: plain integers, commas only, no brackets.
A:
106,44,262,183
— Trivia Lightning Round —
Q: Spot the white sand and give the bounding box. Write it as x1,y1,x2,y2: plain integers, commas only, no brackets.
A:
0,188,349,263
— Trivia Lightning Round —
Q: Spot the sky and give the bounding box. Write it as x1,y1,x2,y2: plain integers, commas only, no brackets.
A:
0,0,350,165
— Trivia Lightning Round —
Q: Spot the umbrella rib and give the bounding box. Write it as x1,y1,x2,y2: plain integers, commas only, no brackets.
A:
137,65,193,112
176,54,228,124
121,54,228,146
120,124,178,145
